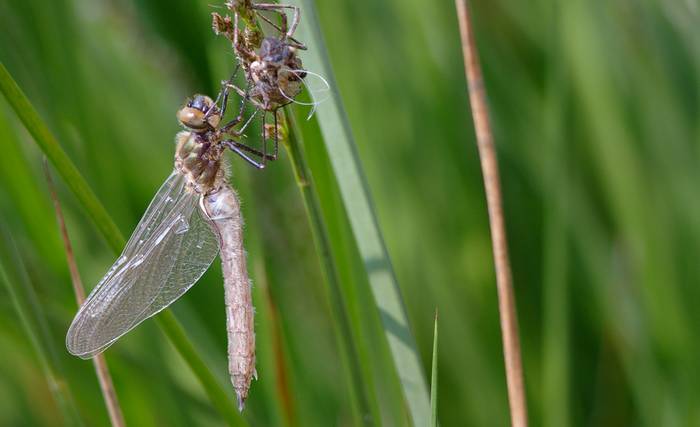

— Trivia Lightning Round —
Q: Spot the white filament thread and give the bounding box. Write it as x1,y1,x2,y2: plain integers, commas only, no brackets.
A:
278,68,330,120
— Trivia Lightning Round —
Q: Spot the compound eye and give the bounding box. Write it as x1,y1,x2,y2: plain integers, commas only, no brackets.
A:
177,106,207,129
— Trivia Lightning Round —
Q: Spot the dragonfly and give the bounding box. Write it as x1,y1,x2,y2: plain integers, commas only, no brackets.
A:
66,94,262,410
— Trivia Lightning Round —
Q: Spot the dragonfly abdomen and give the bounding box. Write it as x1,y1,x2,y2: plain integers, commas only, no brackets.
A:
202,183,255,411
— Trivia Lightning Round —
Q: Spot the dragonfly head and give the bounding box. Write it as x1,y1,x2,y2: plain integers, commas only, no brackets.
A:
177,95,221,131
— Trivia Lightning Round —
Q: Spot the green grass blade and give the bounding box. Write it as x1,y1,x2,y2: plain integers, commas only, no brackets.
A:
540,40,570,427
430,311,438,427
0,61,246,426
0,62,123,255
155,311,244,426
0,224,84,426
289,1,431,424
284,111,382,425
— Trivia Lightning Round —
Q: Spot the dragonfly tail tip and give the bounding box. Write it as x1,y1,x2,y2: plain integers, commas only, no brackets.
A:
236,392,246,412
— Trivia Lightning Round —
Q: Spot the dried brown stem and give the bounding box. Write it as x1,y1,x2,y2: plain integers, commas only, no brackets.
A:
43,159,127,427
453,2,528,426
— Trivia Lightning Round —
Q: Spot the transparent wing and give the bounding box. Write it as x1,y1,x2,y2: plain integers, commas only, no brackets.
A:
66,171,220,358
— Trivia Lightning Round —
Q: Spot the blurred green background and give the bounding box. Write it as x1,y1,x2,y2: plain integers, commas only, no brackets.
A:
1,0,699,425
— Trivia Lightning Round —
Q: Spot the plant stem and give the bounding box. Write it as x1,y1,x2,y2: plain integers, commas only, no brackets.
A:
288,1,431,423
283,109,380,426
155,311,244,425
0,61,245,426
453,1,528,426
0,62,123,254
430,311,438,427
233,0,264,47
44,159,126,427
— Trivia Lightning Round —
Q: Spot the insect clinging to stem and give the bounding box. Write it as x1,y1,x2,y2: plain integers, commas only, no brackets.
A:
66,0,322,411
66,94,260,410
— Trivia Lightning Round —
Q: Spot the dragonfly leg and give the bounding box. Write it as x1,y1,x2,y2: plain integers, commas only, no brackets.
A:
252,4,303,44
226,141,277,162
254,13,305,49
207,65,240,120
261,110,268,168
220,90,249,133
225,108,259,138
225,83,267,112
223,140,276,169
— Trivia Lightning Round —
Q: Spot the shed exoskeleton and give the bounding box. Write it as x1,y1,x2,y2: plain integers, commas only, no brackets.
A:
211,0,308,168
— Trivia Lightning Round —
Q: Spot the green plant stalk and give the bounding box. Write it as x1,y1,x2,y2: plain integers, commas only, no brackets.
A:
233,0,264,47
0,62,122,255
288,1,431,424
287,103,407,425
0,61,245,426
283,110,381,426
541,34,570,427
0,225,84,427
155,312,243,425
430,312,438,427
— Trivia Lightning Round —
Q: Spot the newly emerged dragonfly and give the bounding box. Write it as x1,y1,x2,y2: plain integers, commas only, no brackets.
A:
66,94,262,410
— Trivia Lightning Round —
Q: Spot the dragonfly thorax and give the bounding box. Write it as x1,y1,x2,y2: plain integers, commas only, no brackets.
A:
174,131,226,194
